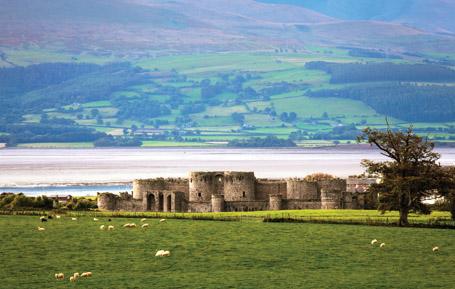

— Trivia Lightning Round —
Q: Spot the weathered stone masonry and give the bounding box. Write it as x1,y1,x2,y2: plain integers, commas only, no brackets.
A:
98,172,375,212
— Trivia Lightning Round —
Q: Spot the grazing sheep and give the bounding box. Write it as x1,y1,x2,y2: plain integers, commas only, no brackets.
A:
141,218,147,222
159,219,166,223
155,250,171,257
433,246,439,252
100,225,106,230
123,223,137,228
108,225,114,230
56,215,61,219
37,226,45,231
380,243,386,248
141,223,150,229
371,239,378,245
93,218,99,221
40,216,48,222
69,276,75,282
71,217,77,221
54,273,64,280
73,272,80,279
81,272,92,278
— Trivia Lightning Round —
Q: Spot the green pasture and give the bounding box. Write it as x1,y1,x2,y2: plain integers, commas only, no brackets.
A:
1,214,454,289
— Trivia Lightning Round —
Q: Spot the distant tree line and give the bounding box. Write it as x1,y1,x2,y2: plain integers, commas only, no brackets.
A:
307,83,455,122
305,61,455,83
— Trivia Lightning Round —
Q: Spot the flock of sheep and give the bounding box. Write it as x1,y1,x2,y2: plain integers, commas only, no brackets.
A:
54,272,92,282
37,215,170,282
370,239,439,252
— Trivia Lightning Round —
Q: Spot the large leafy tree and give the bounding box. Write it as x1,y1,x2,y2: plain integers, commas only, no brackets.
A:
439,166,455,220
358,126,444,226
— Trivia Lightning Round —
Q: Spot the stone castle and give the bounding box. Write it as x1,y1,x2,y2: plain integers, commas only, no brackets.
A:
97,171,377,212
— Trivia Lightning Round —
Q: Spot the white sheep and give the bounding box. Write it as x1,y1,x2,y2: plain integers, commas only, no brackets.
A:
73,272,80,279
81,272,92,278
159,219,166,223
432,246,439,252
371,239,378,245
69,276,76,282
54,273,64,280
37,226,45,231
71,217,77,221
108,225,114,231
380,243,386,248
93,218,99,221
56,215,61,219
140,218,147,222
141,223,149,229
155,250,171,257
100,225,106,230
40,216,47,220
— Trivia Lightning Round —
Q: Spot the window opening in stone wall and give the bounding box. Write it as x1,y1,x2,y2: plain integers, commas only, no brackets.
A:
242,191,246,198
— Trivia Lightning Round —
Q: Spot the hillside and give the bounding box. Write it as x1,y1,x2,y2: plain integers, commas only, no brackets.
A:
0,1,454,147
0,0,454,53
260,0,455,34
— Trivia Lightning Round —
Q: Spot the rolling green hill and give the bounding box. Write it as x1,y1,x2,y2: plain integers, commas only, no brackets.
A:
1,47,454,148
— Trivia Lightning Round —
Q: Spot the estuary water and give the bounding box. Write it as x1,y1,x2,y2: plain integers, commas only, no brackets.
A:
1,147,454,196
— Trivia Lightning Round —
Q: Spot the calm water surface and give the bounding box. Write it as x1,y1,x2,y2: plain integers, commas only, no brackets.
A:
1,147,454,195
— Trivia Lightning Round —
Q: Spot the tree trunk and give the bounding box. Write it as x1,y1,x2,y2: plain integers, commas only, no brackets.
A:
399,207,409,227
450,191,455,221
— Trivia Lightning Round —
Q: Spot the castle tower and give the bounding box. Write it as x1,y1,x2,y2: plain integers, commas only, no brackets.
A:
189,172,223,202
286,179,319,200
132,179,147,200
319,179,346,209
269,195,282,210
211,194,225,212
223,172,255,201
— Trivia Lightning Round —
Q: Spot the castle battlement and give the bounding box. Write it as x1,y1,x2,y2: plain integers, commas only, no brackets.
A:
98,171,378,212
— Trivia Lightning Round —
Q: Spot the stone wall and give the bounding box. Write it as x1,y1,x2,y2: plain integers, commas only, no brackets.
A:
188,201,212,212
285,200,322,210
133,178,189,200
98,192,143,211
255,179,287,200
225,201,268,212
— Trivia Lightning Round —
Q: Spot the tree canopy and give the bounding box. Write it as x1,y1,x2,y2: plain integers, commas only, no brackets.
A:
358,125,447,226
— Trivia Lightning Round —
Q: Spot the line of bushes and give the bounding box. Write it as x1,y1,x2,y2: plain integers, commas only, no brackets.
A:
262,216,455,229
0,193,97,211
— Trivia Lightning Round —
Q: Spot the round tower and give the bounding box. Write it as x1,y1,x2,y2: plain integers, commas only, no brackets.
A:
189,172,219,202
97,193,118,211
319,179,346,209
286,179,319,200
132,179,147,200
223,172,255,201
269,195,282,211
321,189,341,209
211,194,225,212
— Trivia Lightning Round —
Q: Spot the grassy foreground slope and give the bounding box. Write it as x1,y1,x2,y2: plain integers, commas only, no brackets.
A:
1,215,454,289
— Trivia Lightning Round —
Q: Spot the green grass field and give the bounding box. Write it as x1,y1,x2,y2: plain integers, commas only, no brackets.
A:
1,214,454,289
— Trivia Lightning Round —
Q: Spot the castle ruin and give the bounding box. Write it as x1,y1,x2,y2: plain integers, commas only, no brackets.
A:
97,172,376,212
